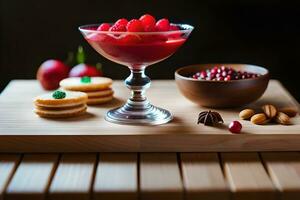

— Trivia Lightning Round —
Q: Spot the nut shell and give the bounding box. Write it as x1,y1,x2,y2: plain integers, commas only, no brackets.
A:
279,107,298,117
262,104,277,119
239,109,255,120
275,112,291,125
251,113,268,125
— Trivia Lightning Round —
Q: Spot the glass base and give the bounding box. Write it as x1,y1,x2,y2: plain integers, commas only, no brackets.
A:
105,101,173,125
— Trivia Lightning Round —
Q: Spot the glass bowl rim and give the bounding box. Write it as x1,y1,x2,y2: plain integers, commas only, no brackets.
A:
78,23,194,35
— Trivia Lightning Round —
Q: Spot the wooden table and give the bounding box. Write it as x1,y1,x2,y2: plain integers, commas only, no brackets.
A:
1,152,300,200
1,80,300,199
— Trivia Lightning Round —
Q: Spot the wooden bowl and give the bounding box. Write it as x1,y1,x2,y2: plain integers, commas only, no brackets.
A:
175,64,270,108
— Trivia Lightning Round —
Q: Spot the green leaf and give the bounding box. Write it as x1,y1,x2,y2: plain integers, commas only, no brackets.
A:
76,46,86,64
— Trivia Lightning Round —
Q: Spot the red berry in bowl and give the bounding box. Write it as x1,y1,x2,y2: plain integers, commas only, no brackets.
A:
115,18,128,27
109,24,126,32
140,14,156,31
155,18,170,31
229,121,242,133
126,19,145,32
97,23,111,31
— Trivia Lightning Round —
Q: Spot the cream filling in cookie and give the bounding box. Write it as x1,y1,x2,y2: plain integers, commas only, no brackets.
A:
35,101,85,108
35,105,87,115
86,89,114,97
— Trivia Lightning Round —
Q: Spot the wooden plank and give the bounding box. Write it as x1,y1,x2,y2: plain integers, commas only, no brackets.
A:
0,154,20,200
262,152,300,200
48,153,96,200
140,153,183,200
222,153,276,200
180,153,229,200
93,153,137,200
0,80,300,152
5,154,58,200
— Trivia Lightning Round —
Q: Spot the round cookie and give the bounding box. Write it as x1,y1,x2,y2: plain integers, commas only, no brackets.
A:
87,95,114,105
34,91,88,107
35,105,87,118
60,77,113,92
86,89,114,98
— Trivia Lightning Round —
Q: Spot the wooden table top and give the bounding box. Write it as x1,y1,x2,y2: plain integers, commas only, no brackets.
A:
0,80,299,152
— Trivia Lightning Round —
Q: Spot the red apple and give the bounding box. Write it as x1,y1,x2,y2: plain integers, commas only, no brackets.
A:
37,59,70,90
69,63,103,77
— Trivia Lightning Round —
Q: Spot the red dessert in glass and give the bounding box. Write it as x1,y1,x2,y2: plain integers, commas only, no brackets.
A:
79,14,193,125
84,25,189,68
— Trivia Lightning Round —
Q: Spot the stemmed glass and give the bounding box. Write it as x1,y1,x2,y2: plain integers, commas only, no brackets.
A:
79,24,193,125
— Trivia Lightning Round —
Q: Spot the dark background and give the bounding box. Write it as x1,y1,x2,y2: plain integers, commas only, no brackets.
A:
0,0,299,101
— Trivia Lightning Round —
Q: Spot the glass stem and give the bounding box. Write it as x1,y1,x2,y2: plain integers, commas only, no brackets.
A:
125,66,151,110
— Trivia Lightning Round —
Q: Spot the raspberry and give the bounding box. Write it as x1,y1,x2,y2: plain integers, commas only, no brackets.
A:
139,14,156,31
115,18,128,27
155,18,170,31
97,23,111,31
109,24,126,32
126,19,145,32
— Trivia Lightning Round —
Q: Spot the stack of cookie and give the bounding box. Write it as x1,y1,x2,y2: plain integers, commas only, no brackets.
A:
59,77,114,105
34,90,88,118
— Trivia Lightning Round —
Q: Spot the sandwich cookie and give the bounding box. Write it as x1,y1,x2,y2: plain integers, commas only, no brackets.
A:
60,76,114,105
60,76,113,92
34,90,88,118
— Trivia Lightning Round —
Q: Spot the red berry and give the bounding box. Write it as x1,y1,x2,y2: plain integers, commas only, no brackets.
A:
229,121,242,133
200,71,207,78
97,23,111,31
140,14,156,31
224,75,231,81
192,74,198,79
155,18,170,31
210,68,217,74
126,19,145,32
109,24,126,32
221,66,227,71
115,18,128,27
217,77,224,81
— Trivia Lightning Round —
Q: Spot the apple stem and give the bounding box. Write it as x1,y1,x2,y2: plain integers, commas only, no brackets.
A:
76,46,86,64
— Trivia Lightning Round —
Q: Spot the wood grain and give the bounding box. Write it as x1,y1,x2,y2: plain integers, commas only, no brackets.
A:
0,80,299,152
222,153,276,200
0,154,20,200
93,153,137,200
5,154,58,200
140,153,183,200
261,152,300,200
180,153,229,200
47,153,96,200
